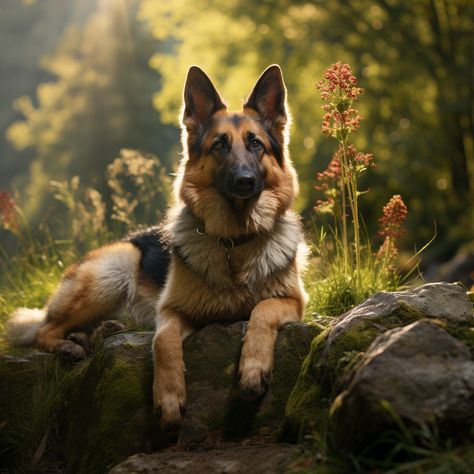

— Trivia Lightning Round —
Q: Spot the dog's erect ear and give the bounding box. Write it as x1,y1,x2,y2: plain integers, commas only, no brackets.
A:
244,65,287,128
182,66,226,130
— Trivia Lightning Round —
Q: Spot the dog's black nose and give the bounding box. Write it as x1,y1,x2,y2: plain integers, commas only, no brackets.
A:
234,174,256,194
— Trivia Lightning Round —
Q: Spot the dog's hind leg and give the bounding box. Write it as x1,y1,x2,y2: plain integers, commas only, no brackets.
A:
36,242,141,359
152,308,194,432
238,296,304,400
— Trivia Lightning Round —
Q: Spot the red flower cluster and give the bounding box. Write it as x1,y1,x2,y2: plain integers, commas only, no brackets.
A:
321,107,362,137
315,155,341,191
316,62,363,100
317,63,364,139
345,144,374,169
0,190,19,232
378,194,408,239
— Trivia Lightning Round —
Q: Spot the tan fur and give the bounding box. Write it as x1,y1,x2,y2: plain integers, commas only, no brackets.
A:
9,65,308,433
239,296,302,396
36,242,142,351
152,309,194,430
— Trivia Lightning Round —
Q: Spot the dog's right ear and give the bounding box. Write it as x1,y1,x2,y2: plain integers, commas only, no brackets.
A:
182,66,226,132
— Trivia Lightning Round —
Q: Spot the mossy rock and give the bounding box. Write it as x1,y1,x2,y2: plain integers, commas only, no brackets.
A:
64,333,156,474
283,282,474,440
180,322,319,445
0,322,319,473
329,320,474,454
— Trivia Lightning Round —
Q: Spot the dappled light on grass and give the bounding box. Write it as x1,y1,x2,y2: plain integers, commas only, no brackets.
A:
0,148,169,342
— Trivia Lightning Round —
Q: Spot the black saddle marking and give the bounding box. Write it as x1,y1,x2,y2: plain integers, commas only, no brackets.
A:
128,226,171,287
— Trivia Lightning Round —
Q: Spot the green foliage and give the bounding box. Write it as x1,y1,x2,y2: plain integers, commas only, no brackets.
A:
0,147,169,341
304,240,398,318
2,0,473,259
5,0,177,228
0,0,97,189
0,357,81,472
288,437,474,474
0,234,73,347
141,0,474,255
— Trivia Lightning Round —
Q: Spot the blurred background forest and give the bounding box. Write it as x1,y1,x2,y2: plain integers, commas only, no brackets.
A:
0,0,473,275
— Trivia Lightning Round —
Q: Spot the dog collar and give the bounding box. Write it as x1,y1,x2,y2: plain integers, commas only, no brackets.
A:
195,223,258,251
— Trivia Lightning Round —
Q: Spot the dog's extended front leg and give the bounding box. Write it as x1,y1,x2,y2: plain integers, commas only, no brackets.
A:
153,309,193,432
239,297,302,400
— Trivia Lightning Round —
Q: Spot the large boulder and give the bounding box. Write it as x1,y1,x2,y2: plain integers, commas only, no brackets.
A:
283,282,474,439
329,319,474,453
0,321,318,474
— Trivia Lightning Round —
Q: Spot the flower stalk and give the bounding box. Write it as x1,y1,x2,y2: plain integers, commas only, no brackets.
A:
315,62,373,293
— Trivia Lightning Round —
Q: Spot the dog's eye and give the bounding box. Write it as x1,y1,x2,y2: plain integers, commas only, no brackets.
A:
213,141,225,152
250,139,263,150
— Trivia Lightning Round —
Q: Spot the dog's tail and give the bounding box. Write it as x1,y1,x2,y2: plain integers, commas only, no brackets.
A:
6,308,46,346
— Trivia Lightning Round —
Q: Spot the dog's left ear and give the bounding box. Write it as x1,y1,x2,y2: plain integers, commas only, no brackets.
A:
244,65,288,131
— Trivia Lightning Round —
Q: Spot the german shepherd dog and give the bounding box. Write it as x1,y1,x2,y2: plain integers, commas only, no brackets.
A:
8,65,308,431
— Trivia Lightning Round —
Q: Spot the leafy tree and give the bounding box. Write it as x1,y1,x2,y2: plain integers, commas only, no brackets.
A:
7,0,177,225
0,0,97,188
140,0,474,254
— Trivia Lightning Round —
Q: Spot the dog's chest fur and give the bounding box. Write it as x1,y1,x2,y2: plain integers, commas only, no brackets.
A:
160,205,305,323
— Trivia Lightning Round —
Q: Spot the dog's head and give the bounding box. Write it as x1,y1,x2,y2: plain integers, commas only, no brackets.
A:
177,65,298,237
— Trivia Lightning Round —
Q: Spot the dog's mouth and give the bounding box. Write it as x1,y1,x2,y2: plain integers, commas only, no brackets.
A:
216,180,263,203
228,190,261,200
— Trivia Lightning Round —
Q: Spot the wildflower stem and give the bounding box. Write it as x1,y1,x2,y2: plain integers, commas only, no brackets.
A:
344,143,361,290
339,150,349,273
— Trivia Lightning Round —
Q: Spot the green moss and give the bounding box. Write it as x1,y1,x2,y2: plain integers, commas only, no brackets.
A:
0,338,157,474
447,326,474,356
65,347,154,474
255,326,320,434
283,375,328,441
122,341,137,350
283,307,425,441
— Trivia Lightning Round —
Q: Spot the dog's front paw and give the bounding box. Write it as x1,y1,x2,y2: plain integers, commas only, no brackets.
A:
238,359,272,401
67,332,92,354
53,340,86,362
153,382,186,434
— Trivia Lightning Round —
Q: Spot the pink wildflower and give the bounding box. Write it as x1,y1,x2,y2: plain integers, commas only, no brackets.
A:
344,144,374,168
315,154,341,191
378,194,408,239
314,197,335,214
376,195,408,272
316,62,363,100
317,63,364,138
